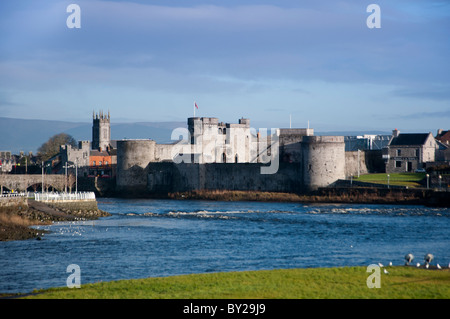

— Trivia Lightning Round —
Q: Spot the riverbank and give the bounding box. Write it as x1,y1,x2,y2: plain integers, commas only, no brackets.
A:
12,266,450,299
168,187,450,207
0,197,110,241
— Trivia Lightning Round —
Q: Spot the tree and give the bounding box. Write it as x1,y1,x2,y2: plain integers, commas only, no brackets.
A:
37,133,77,162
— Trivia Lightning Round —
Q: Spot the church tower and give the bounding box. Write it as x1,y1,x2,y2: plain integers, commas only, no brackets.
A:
92,110,111,151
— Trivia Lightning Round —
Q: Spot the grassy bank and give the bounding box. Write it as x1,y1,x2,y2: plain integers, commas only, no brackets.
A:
20,266,450,299
355,173,426,187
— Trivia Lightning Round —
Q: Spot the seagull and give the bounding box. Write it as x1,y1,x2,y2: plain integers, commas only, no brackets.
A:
437,264,441,269
416,263,421,267
378,263,384,267
426,263,429,269
384,269,389,274
389,261,393,266
405,254,414,266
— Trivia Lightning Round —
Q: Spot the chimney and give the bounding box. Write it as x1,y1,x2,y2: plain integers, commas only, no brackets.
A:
392,128,400,138
437,129,443,136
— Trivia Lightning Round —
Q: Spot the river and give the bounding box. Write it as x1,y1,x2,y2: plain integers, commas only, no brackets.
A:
1,198,449,293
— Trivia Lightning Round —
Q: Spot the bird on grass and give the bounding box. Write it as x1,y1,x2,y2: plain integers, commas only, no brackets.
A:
378,263,384,267
437,264,441,269
383,269,389,274
389,261,392,266
424,253,433,269
405,254,414,266
416,263,421,268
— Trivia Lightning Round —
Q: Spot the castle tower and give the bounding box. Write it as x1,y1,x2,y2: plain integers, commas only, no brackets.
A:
92,110,111,151
301,136,345,192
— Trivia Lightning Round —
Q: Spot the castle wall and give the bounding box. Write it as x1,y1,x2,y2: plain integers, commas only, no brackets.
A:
345,150,384,177
279,129,313,163
155,144,175,162
147,162,302,194
345,151,369,177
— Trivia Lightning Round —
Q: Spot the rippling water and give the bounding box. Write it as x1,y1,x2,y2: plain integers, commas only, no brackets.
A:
1,198,449,293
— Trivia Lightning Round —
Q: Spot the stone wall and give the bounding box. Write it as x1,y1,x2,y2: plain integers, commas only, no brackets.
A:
344,150,384,177
0,196,28,207
46,200,99,212
147,162,302,195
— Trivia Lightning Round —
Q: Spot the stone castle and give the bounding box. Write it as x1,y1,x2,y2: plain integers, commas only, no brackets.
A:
61,112,380,196
114,116,354,195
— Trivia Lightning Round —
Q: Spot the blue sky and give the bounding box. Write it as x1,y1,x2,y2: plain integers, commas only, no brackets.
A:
0,0,449,133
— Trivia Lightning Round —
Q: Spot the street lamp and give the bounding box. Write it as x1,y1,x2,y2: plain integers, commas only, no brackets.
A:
64,162,69,193
64,161,77,194
41,162,50,194
387,174,390,189
426,174,430,189
75,159,78,194
41,162,44,194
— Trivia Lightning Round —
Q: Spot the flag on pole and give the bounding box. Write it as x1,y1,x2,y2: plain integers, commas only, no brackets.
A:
193,101,198,117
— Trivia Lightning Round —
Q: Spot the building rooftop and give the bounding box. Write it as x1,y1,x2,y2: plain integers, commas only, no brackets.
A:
436,130,450,144
390,133,430,146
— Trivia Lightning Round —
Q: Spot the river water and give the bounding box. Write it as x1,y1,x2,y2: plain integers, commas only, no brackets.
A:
1,198,449,293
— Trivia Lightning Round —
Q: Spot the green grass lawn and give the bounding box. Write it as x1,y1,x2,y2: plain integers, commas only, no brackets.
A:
355,173,426,187
17,266,450,299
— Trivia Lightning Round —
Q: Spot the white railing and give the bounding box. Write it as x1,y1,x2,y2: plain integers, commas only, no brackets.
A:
0,192,34,198
34,192,96,202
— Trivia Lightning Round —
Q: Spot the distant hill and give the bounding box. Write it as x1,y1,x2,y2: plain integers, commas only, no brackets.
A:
0,117,185,154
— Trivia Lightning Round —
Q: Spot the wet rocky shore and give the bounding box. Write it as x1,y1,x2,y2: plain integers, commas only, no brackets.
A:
0,197,110,241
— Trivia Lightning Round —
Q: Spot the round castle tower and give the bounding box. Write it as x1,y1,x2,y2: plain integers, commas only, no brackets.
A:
301,136,345,192
116,140,156,193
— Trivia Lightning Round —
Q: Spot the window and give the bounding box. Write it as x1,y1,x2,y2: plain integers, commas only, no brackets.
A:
395,161,402,168
415,149,420,157
396,149,401,156
99,161,102,165
105,161,108,165
93,161,96,166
